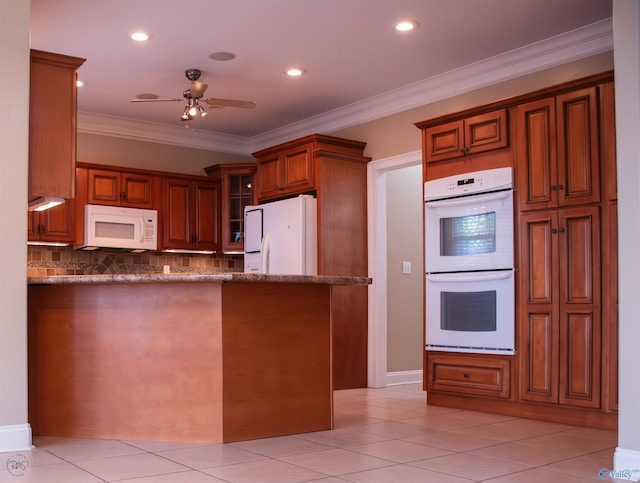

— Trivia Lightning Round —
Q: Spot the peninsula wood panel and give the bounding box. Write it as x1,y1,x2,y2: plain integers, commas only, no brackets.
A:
221,283,332,442
28,283,223,442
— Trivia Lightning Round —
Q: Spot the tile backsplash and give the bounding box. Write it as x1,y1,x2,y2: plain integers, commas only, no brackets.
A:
27,245,243,277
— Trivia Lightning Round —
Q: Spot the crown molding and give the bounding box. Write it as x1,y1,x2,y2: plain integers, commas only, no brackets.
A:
78,18,613,156
77,112,250,154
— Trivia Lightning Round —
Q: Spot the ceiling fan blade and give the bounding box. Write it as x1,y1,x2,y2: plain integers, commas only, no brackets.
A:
188,81,208,98
204,97,256,109
130,98,183,103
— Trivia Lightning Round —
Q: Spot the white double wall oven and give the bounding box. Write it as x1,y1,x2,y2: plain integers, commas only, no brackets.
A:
424,167,515,355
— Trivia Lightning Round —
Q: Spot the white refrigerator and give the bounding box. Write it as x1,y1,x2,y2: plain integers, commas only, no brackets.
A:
244,195,318,275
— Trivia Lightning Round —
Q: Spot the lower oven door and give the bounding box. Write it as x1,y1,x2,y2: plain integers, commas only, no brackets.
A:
425,270,515,355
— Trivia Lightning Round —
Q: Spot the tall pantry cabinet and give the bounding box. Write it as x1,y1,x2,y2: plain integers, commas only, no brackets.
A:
252,134,370,390
417,72,618,429
516,88,602,409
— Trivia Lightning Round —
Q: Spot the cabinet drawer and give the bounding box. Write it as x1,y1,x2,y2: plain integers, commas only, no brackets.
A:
427,353,510,399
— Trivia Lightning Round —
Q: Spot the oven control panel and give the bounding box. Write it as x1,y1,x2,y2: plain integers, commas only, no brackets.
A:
424,167,512,201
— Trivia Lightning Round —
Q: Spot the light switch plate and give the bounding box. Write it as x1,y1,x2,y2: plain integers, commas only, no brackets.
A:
402,261,411,274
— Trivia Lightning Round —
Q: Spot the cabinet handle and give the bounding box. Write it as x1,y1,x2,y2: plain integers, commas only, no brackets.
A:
278,187,285,191
551,228,557,234
550,185,557,190
558,227,565,233
556,184,563,190
463,373,470,379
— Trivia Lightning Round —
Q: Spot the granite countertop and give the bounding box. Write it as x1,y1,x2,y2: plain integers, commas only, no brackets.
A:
27,273,372,286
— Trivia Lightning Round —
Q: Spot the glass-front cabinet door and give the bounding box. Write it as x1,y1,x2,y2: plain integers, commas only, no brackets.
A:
205,163,256,252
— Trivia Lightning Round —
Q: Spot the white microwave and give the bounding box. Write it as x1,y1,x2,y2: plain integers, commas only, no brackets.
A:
75,204,158,252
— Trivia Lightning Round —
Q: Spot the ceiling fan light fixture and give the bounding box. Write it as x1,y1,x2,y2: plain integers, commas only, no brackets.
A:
197,104,208,117
181,106,193,121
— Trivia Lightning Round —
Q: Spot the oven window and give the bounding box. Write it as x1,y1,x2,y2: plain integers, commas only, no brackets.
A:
440,290,497,332
440,212,496,256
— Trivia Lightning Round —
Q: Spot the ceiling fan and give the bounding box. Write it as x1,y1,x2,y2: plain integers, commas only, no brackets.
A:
131,68,256,121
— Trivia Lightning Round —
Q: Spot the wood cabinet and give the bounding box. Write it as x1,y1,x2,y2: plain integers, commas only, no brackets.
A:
253,134,370,389
518,206,601,408
205,163,256,252
87,168,158,209
423,109,508,163
426,353,510,399
255,144,314,201
29,50,85,202
162,176,221,251
28,200,75,243
417,73,617,430
515,88,600,212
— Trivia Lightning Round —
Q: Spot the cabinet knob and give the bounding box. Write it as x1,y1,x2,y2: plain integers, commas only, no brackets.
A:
550,185,556,190
278,187,285,191
551,228,557,234
556,184,563,190
558,227,565,233
463,373,470,379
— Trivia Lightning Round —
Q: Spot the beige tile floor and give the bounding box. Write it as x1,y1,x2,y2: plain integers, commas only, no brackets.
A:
0,383,625,482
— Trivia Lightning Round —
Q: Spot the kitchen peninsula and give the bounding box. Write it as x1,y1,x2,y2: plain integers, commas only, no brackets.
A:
27,273,371,443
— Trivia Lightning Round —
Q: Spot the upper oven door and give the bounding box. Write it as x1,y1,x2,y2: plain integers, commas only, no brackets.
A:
425,189,514,273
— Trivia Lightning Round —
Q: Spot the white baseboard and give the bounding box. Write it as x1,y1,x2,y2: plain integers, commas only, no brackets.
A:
612,447,640,481
0,424,33,452
385,370,423,386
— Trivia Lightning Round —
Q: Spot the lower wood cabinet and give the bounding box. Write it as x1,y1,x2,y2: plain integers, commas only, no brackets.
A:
162,177,221,251
426,352,511,399
518,206,601,408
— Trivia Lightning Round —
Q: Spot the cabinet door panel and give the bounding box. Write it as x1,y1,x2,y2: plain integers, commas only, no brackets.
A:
121,174,154,208
256,154,282,199
556,88,600,206
560,311,600,408
425,120,464,163
515,98,556,211
193,181,221,250
466,109,508,155
283,147,313,192
42,201,74,241
163,179,192,249
521,211,556,304
520,313,558,403
559,207,600,304
87,169,121,206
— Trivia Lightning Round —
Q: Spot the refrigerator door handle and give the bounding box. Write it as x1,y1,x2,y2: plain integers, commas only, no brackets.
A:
261,232,271,274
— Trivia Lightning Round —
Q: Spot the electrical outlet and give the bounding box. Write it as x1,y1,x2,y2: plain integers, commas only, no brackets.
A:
402,261,411,274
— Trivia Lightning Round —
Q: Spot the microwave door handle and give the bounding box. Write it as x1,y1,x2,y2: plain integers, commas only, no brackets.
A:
427,271,513,283
138,219,144,241
425,190,511,208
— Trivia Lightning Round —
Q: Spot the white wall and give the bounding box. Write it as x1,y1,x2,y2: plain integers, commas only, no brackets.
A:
386,165,423,373
613,0,640,475
0,0,32,451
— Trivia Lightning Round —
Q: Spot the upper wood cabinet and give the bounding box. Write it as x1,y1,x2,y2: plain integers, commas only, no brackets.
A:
254,144,314,201
86,168,159,209
518,206,601,409
28,200,75,244
205,163,256,252
422,109,508,163
162,177,221,252
29,50,85,202
515,88,600,212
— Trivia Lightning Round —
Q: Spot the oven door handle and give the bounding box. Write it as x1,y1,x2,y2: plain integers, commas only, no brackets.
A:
425,190,511,208
426,271,513,283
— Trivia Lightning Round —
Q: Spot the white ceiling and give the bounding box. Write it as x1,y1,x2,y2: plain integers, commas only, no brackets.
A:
30,0,612,154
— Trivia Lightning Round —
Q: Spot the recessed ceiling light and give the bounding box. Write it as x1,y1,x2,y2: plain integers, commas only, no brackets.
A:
394,20,419,32
76,80,84,87
286,67,306,77
131,31,151,42
135,93,159,100
209,51,237,61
